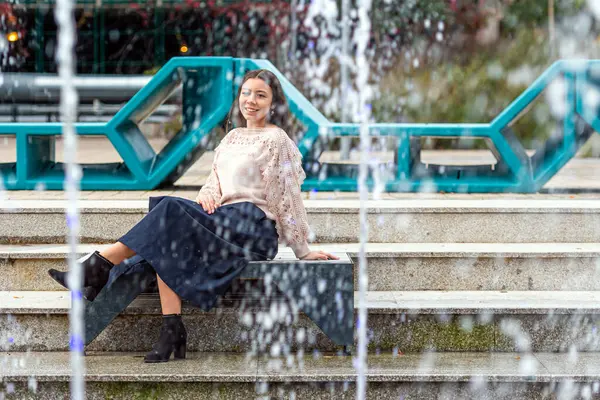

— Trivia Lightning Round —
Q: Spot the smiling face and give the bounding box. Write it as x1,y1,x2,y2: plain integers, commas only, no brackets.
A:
238,78,274,128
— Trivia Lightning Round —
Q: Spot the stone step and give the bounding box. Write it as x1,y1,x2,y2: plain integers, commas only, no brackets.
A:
3,243,600,292
2,351,599,399
3,291,600,353
1,199,600,244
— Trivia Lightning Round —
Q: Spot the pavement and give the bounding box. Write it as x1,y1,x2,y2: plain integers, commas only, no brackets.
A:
1,136,600,201
3,351,600,383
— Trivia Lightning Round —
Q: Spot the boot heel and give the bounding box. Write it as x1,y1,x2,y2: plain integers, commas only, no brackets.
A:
173,342,187,360
144,315,187,363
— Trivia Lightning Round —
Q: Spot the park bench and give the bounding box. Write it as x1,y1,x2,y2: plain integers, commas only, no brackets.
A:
83,252,354,351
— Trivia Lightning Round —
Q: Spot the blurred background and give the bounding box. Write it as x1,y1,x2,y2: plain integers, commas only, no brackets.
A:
1,0,599,189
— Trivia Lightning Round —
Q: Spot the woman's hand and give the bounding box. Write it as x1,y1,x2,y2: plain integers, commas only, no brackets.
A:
300,250,340,261
196,194,220,214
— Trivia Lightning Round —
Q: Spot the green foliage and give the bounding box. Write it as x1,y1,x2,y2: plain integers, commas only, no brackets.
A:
371,29,555,149
371,0,451,29
368,0,453,63
502,0,586,33
143,66,161,75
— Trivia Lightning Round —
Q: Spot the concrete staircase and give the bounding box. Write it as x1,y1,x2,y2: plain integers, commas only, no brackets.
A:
2,198,600,399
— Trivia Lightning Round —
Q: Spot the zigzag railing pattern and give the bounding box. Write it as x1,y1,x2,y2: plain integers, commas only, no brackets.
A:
0,58,597,192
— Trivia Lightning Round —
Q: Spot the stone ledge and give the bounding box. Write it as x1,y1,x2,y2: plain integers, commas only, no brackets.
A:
2,199,600,214
4,244,600,292
4,191,600,201
4,297,599,352
4,291,600,315
2,243,600,259
3,202,599,245
2,352,600,383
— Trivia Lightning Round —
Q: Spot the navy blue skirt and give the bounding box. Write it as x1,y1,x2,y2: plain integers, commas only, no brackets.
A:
118,196,279,310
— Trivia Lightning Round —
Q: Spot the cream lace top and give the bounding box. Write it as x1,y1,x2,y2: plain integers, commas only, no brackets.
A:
196,127,311,258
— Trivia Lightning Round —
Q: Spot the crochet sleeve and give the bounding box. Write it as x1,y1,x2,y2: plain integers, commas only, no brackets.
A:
195,136,226,204
263,130,311,258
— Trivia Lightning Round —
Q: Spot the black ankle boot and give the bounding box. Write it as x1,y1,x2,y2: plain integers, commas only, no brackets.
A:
144,315,187,363
47,251,114,301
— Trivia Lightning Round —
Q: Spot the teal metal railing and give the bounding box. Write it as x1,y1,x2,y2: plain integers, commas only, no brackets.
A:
0,58,598,192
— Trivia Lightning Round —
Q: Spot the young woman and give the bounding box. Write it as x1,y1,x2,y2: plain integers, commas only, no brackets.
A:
48,69,339,363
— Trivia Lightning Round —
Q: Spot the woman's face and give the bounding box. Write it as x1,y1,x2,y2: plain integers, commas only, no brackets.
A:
239,78,273,128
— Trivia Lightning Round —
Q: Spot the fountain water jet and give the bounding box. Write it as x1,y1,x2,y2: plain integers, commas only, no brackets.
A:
354,0,373,399
55,0,84,398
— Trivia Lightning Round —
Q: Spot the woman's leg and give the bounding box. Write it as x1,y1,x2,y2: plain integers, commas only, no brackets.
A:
144,274,186,363
48,242,132,301
99,241,136,265
157,274,182,314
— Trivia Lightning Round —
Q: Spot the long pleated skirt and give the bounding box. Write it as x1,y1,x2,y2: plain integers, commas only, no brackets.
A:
118,196,279,310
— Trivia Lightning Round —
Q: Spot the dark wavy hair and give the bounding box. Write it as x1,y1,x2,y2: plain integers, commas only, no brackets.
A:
225,69,292,137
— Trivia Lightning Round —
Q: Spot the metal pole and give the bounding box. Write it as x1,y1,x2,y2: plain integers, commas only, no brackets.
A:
290,0,298,63
155,6,165,65
35,7,45,73
93,5,99,74
99,8,105,74
548,0,555,58
339,0,351,160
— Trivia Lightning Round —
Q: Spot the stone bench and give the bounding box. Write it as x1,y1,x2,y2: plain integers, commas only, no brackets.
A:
83,252,354,350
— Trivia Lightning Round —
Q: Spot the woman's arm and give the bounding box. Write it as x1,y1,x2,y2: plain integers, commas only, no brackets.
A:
264,130,337,260
196,137,226,214
195,163,221,214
